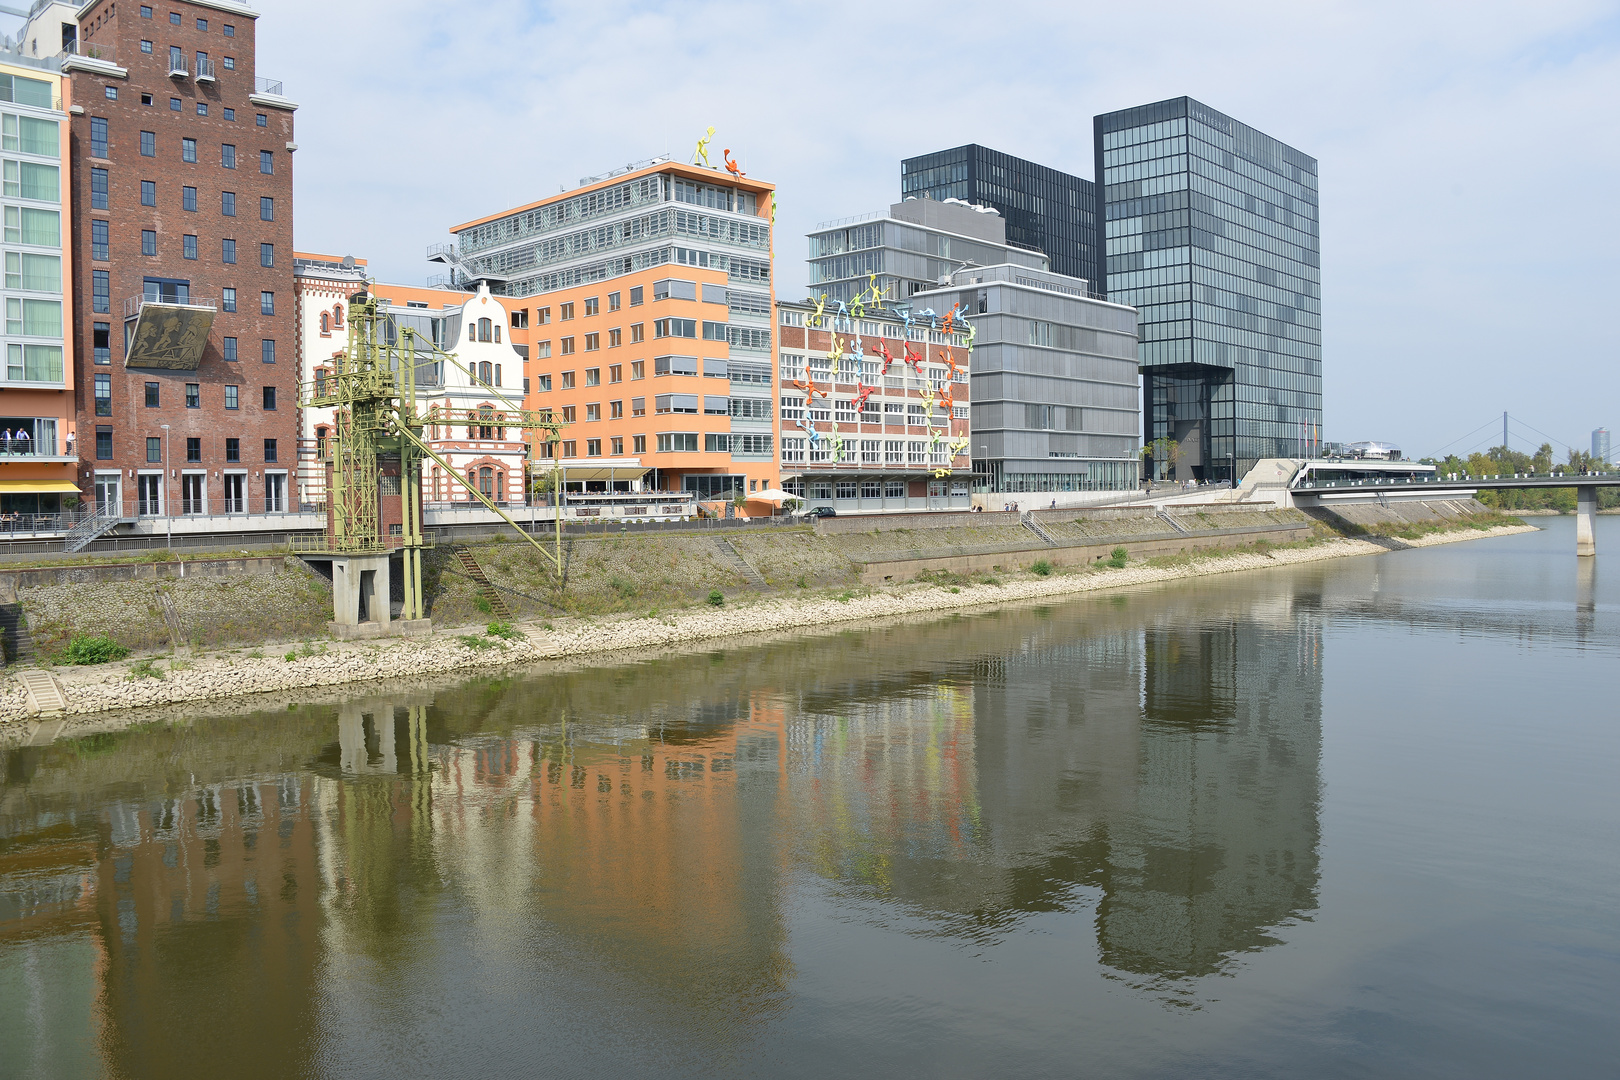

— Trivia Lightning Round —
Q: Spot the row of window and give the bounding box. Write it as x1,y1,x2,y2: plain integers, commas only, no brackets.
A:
780,439,953,465
780,396,960,423
534,433,771,457
87,119,275,174
138,6,237,34
94,374,277,415
92,172,272,221
92,225,274,268
91,432,277,465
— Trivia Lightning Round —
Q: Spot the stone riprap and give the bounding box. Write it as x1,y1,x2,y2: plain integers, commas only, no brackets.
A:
0,524,1534,727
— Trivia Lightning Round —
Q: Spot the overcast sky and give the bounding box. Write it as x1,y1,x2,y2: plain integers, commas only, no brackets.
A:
262,0,1620,460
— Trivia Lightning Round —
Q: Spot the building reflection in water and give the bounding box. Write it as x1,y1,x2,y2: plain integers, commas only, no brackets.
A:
0,586,1325,1073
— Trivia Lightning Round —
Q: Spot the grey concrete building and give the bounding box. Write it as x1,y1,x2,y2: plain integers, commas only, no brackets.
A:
914,264,1139,493
807,197,1045,307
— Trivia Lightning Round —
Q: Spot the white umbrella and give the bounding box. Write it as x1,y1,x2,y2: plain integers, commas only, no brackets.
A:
751,488,800,503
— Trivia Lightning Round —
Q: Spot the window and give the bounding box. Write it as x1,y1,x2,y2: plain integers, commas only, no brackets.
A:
183,382,199,408
91,168,108,209
141,230,157,256
610,400,623,419
656,432,698,453
585,403,601,421
584,333,600,352
654,318,696,339
654,355,698,376
196,103,208,117
509,308,528,328
260,196,273,221
629,286,644,306
585,367,600,386
140,130,155,157
560,371,575,389
141,39,153,52
146,437,161,463
94,322,110,364
263,439,277,463
96,428,112,460
183,186,197,211
262,386,277,409
105,86,118,101
255,114,266,128
535,341,551,358
224,438,239,462
536,306,550,324
94,373,111,415
183,234,197,260
702,321,727,342
221,144,236,169
186,437,201,462
145,382,160,407
259,150,273,174
222,336,237,360
222,108,234,122
560,441,576,458
534,373,551,391
197,16,207,29
260,291,274,315
93,270,109,313
224,384,238,409
221,287,236,312
655,394,698,414
630,323,645,343
91,118,108,158
182,138,197,163
259,243,273,267
260,339,275,365
170,97,181,112
704,433,730,452
221,191,235,216
631,396,646,417
221,238,236,264
608,328,621,348
223,57,235,71
560,336,575,355
631,360,645,380
611,436,624,455
224,23,235,36
560,406,575,421
609,364,622,383
5,207,59,246
585,439,601,457
584,297,599,316
141,5,152,17
91,219,109,260
170,11,181,24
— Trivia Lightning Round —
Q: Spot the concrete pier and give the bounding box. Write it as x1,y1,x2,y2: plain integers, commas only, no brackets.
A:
1576,488,1597,557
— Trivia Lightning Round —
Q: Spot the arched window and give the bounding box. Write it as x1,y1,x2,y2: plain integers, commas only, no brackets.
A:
333,304,344,329
468,323,476,344
478,361,492,385
479,466,494,497
315,425,328,459
477,317,492,343
494,324,501,343
466,470,477,499
319,311,330,334
477,407,495,440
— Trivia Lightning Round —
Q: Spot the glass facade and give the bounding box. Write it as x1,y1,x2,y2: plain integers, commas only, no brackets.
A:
901,145,1102,288
1094,97,1320,482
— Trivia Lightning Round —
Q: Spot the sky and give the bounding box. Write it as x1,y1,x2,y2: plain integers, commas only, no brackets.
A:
259,0,1620,461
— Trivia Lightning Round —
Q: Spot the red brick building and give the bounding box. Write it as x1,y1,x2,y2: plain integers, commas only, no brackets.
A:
60,0,296,520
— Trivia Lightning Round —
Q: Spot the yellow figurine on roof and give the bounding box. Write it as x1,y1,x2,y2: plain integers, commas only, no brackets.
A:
693,126,716,168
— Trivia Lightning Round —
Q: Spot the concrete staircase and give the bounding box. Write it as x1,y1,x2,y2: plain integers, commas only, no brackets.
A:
453,547,514,622
0,601,34,663
16,668,66,715
712,537,768,588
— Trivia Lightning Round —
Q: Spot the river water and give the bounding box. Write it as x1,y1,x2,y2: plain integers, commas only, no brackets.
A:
2,518,1616,1079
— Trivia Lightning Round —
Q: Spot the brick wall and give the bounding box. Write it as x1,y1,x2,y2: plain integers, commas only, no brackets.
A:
69,0,296,515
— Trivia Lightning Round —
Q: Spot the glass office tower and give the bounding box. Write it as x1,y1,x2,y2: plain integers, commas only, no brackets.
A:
1094,98,1320,482
902,145,1102,288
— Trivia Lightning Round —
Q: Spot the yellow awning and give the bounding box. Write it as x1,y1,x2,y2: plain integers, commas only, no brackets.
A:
0,480,80,493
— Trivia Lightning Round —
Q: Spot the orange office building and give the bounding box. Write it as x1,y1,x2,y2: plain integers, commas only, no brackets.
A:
438,158,778,514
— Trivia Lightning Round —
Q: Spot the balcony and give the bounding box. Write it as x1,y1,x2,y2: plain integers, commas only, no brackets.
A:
168,56,189,78
195,57,216,83
255,76,285,96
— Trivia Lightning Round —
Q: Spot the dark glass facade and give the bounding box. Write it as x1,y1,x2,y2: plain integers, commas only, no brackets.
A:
901,145,1102,287
1094,98,1320,482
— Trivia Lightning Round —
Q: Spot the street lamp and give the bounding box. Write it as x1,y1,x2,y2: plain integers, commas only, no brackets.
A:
160,424,171,550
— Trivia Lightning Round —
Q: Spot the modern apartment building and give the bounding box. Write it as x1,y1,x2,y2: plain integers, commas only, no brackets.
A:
1594,427,1611,465
0,53,78,517
807,197,1045,306
438,159,779,505
914,265,1138,493
54,0,298,524
901,144,1102,287
1095,96,1320,482
775,298,972,512
293,252,530,512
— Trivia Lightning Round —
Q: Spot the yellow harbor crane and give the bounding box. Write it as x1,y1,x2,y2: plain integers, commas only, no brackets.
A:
298,287,568,626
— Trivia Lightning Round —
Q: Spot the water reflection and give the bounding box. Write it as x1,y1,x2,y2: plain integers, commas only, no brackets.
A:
0,583,1328,1076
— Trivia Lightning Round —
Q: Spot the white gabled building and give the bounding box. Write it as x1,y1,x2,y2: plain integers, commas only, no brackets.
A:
293,253,530,512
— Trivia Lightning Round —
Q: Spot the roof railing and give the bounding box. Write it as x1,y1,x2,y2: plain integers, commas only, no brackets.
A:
255,76,285,96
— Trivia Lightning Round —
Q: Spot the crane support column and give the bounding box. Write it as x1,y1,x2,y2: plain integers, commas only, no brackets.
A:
1576,486,1596,557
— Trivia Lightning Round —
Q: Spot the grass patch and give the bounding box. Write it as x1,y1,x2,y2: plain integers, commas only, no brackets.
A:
1104,546,1129,569
1030,559,1053,577
473,594,493,615
126,658,164,681
59,634,129,665
486,621,520,641
457,633,498,651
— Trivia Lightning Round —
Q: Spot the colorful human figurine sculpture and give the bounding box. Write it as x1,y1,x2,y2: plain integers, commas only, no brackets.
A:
694,126,716,168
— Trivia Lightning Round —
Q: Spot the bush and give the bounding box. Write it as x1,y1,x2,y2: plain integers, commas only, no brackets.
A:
457,633,496,650
60,634,129,665
1106,547,1129,569
708,589,724,606
1031,559,1053,577
487,621,520,640
126,658,163,681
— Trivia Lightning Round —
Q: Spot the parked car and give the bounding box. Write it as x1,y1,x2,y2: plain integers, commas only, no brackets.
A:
796,506,837,520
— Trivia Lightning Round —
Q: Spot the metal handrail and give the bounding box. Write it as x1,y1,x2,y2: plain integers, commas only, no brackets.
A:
124,293,218,319
255,76,285,96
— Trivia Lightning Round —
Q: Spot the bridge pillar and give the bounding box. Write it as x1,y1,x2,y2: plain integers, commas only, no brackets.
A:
1576,487,1596,557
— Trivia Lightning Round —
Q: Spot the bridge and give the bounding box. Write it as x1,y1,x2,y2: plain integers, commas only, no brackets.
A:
1292,471,1619,556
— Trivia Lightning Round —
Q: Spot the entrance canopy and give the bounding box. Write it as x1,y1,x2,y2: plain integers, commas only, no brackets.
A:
0,480,79,493
531,457,649,483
